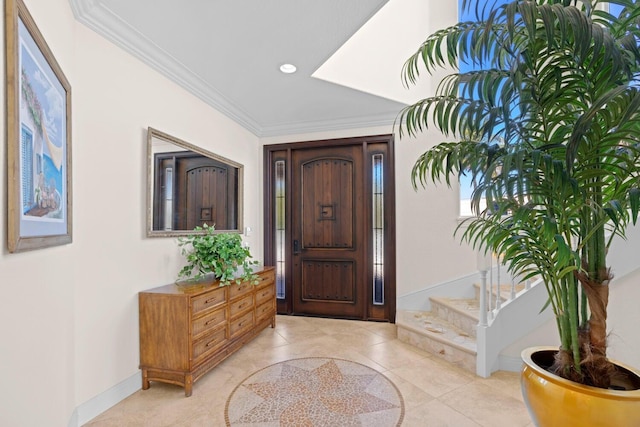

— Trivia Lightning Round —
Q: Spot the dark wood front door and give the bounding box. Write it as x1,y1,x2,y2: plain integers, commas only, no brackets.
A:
264,135,396,322
292,145,365,318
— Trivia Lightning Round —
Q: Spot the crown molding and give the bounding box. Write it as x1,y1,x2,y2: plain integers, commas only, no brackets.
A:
258,112,397,138
68,0,262,134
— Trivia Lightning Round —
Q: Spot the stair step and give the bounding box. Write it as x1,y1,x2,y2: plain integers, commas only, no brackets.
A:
396,310,477,374
474,283,525,302
429,297,479,338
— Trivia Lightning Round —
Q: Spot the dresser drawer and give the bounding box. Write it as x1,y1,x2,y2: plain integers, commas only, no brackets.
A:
229,294,253,318
192,287,226,315
193,327,227,361
255,299,274,322
255,283,275,305
192,307,226,339
259,269,275,284
228,281,253,300
229,311,254,339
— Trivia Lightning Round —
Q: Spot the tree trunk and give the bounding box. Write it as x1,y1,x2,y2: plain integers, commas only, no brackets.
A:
579,270,615,388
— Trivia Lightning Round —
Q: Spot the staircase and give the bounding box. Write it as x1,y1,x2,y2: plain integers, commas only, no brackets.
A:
396,224,640,377
397,283,518,374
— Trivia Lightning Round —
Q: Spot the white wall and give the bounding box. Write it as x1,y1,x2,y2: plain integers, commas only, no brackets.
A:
0,0,261,426
608,268,640,370
607,223,640,369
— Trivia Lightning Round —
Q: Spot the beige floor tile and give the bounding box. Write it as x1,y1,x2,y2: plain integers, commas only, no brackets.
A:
360,320,399,338
355,339,431,371
242,326,290,349
389,356,476,398
383,371,436,410
401,400,481,427
439,381,531,427
323,328,391,348
476,370,525,403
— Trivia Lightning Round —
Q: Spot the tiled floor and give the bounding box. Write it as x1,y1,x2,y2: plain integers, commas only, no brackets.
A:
84,315,534,426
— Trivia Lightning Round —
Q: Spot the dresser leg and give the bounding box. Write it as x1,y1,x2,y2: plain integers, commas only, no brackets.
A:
185,375,193,397
271,315,276,328
141,369,150,390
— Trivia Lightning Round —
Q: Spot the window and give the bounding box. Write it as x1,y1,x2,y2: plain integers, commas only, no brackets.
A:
274,160,286,299
21,124,34,214
458,0,509,217
372,154,384,305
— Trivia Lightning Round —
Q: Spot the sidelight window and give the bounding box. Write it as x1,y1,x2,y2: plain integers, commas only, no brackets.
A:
275,160,286,299
372,154,384,305
162,167,173,230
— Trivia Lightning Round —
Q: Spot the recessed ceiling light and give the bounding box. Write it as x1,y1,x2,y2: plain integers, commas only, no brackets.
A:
279,63,297,74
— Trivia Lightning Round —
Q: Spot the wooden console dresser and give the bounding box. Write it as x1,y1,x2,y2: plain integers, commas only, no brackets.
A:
138,266,275,396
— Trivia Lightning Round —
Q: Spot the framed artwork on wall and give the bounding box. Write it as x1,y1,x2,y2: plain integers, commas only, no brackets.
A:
5,0,72,252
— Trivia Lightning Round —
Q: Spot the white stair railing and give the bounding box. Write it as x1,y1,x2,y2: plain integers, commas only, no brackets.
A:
478,251,534,324
475,249,549,377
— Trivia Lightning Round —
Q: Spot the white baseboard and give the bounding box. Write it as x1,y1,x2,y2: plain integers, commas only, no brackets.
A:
499,355,524,373
69,371,141,427
67,409,78,427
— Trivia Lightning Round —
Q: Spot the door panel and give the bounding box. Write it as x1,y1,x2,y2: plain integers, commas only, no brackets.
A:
293,145,365,318
184,165,228,230
301,260,355,303
301,158,354,249
174,156,235,230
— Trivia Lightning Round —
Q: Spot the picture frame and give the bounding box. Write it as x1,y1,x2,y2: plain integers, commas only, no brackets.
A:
5,0,72,252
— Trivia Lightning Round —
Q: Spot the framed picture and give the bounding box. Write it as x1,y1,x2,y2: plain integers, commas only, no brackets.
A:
5,0,72,252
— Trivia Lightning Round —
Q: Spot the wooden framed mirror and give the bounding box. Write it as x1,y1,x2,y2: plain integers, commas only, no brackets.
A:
146,127,243,237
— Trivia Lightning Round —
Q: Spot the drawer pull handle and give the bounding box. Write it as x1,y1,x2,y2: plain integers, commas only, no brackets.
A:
238,321,245,327
206,339,218,347
205,319,216,326
205,297,217,304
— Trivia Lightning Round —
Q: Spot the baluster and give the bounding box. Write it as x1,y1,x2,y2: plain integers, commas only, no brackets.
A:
487,254,494,321
479,269,488,327
477,250,491,327
495,253,502,311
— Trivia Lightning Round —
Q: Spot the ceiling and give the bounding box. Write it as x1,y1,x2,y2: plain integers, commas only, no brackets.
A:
68,0,418,137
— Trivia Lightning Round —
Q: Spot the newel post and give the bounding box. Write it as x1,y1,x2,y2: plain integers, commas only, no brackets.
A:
477,249,491,327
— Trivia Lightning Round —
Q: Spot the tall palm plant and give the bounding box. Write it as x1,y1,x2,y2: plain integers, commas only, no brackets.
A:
399,0,640,387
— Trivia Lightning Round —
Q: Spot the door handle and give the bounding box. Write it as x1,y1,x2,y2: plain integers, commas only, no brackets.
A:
293,239,300,255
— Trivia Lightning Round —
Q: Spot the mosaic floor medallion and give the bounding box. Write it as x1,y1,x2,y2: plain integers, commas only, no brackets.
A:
225,357,405,426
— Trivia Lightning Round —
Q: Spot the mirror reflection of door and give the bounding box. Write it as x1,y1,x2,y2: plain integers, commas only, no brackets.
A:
154,152,238,231
147,127,244,237
264,135,396,322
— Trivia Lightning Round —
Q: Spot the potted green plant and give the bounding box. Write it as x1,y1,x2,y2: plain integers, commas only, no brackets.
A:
397,0,640,424
177,223,258,286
